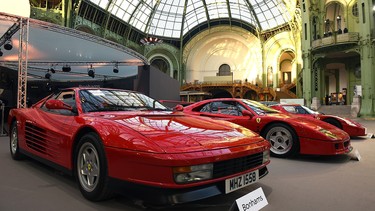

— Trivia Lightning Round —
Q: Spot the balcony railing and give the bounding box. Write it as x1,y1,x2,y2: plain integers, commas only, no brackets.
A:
311,32,359,49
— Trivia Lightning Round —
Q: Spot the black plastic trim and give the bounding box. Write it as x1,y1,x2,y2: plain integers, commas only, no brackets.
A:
108,166,268,205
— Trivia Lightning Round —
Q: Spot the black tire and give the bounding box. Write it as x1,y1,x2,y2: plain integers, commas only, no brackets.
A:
262,123,299,158
9,121,25,160
74,132,113,201
324,118,342,129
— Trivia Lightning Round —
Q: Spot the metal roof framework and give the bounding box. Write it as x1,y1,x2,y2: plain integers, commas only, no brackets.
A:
0,12,149,108
88,0,292,39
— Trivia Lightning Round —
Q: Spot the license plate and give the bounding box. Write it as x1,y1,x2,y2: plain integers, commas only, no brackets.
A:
225,170,259,194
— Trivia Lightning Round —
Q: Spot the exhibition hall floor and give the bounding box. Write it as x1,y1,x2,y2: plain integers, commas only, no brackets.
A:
0,118,374,211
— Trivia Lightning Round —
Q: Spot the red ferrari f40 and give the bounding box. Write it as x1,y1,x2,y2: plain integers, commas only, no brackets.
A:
183,98,352,158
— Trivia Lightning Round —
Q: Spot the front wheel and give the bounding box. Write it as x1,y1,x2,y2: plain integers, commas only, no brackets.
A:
74,132,113,201
262,123,299,158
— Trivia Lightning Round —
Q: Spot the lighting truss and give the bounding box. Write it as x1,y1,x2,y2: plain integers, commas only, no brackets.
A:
17,18,29,109
0,22,20,47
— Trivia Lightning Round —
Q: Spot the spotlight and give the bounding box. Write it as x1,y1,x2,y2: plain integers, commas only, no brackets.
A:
50,67,55,73
88,69,95,78
62,65,71,72
140,36,163,45
0,48,3,57
113,63,119,73
4,40,12,50
87,65,95,78
46,82,53,91
45,72,51,79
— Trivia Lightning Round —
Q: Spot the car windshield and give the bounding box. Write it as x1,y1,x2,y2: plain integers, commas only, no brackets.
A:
241,99,279,115
300,105,320,114
79,89,170,112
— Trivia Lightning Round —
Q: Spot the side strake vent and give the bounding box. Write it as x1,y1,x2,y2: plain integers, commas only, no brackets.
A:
25,122,47,154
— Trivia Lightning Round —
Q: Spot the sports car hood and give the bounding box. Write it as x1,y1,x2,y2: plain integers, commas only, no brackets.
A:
100,112,265,153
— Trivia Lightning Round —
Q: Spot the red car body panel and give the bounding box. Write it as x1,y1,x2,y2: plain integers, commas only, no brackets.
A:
106,143,267,188
270,104,367,137
8,88,270,204
183,98,352,156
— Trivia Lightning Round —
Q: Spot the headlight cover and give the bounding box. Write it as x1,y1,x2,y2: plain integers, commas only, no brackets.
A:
173,163,213,184
319,129,337,139
237,127,255,137
263,150,270,164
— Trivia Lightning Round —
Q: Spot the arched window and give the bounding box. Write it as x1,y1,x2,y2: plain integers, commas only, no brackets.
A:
352,2,359,17
312,16,318,40
150,58,170,74
217,64,232,76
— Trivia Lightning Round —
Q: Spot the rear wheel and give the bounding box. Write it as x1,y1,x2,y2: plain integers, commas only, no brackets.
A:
262,123,299,158
74,132,113,201
9,121,24,160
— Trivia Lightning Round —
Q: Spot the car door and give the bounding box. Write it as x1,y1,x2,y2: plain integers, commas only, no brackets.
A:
28,90,76,167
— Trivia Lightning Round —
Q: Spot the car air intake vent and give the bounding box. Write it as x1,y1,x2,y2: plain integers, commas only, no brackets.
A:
25,122,47,153
213,152,263,178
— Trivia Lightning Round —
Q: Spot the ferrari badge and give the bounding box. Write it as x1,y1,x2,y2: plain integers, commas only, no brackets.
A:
256,118,261,123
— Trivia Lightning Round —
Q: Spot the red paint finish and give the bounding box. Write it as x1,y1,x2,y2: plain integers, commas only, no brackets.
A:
183,98,352,156
8,87,270,204
270,104,367,137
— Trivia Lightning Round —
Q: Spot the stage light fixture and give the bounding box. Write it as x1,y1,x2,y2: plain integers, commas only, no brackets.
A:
50,67,56,73
45,72,51,79
87,64,95,78
62,65,71,72
140,36,163,46
113,63,119,73
0,48,3,57
4,40,12,50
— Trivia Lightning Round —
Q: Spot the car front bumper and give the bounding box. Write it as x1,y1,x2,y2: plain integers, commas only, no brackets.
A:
108,166,268,205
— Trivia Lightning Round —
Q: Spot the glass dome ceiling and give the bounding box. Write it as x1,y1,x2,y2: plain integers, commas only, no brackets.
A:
89,0,292,38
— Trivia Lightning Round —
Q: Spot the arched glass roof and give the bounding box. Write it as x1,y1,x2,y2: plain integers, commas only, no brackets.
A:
89,0,292,38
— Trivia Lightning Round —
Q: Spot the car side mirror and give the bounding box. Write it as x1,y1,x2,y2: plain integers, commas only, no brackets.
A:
45,99,73,111
242,109,253,118
174,104,184,112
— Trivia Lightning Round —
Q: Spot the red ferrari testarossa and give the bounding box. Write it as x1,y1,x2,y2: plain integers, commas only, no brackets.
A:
8,87,270,205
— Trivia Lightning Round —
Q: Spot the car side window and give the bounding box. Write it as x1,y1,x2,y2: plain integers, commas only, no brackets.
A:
283,106,297,114
221,101,243,116
295,106,307,114
200,103,212,113
199,102,221,113
202,101,243,116
210,102,221,113
41,91,76,116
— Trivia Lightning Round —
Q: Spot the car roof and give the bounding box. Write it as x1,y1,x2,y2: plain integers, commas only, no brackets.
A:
270,103,301,107
61,87,134,92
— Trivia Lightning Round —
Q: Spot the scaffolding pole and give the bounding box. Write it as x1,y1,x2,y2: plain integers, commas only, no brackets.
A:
17,18,29,108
